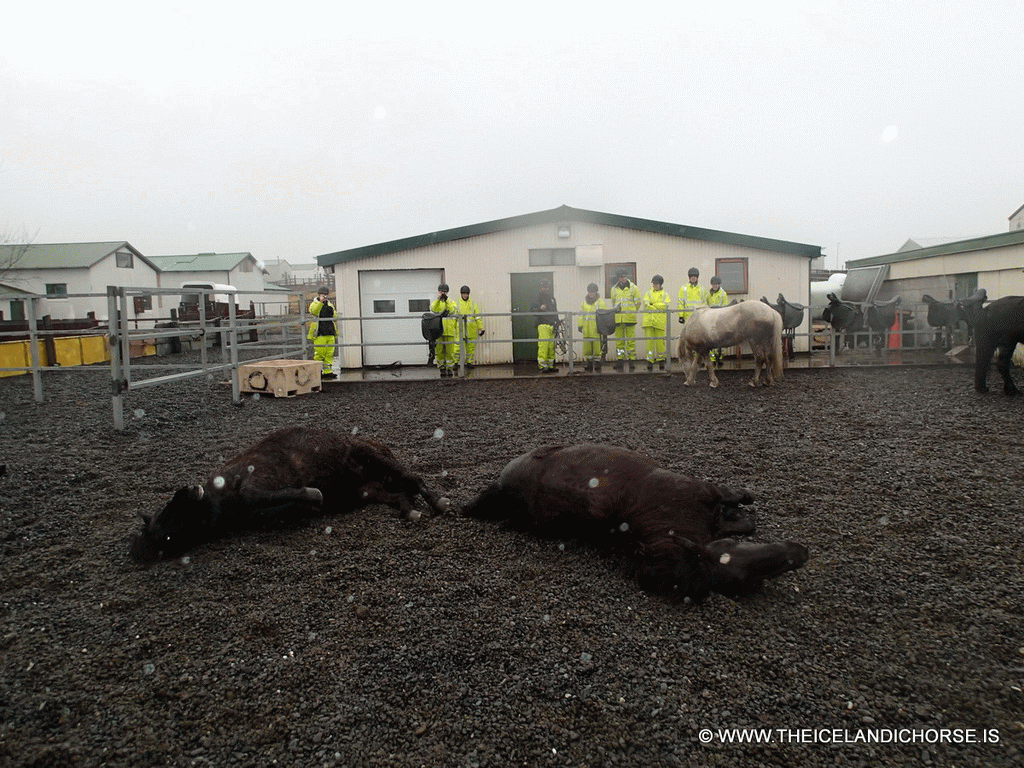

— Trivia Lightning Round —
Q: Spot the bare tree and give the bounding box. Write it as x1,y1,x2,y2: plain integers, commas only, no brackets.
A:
0,226,35,284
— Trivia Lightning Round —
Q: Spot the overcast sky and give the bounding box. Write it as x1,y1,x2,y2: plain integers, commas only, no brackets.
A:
3,1,1022,270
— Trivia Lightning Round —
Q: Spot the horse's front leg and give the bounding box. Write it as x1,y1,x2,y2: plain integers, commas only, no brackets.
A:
683,352,699,385
705,353,719,387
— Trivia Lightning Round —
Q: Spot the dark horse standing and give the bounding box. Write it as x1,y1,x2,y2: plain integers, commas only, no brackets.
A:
973,296,1024,395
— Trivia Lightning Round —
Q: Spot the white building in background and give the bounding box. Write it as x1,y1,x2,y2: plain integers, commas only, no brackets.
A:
316,205,821,369
1009,202,1024,232
147,252,271,314
0,241,158,322
263,258,332,289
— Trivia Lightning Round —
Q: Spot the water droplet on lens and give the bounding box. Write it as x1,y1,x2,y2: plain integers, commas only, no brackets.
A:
143,663,155,675
718,553,731,565
351,426,359,434
588,478,599,488
133,409,145,419
433,428,445,439
213,476,226,489
247,465,254,473
619,522,629,532
324,526,333,534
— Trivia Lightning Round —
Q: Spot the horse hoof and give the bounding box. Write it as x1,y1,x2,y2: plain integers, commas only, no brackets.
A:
437,496,451,512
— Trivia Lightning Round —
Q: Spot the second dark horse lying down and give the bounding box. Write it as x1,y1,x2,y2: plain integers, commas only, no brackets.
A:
130,426,448,562
463,443,808,602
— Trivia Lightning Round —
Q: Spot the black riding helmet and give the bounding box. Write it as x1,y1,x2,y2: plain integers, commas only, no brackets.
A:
687,267,699,278
460,285,471,294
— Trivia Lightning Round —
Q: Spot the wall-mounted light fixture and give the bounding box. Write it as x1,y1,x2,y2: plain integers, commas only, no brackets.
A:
557,225,571,239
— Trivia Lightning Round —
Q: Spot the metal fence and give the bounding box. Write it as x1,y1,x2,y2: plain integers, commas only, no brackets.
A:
1,288,966,429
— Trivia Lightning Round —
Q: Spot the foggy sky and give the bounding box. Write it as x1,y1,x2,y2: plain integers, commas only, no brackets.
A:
3,1,1022,270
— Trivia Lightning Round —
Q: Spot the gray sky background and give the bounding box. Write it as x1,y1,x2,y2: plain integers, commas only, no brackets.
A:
3,0,1022,270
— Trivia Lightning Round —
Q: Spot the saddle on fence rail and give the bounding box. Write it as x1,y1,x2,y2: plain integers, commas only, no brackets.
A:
822,292,862,332
922,294,957,328
761,294,805,331
595,307,619,337
864,296,901,332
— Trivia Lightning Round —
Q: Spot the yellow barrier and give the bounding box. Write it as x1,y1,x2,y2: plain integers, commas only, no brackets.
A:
0,334,114,376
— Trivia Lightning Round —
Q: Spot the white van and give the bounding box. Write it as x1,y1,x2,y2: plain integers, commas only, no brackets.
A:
178,282,239,319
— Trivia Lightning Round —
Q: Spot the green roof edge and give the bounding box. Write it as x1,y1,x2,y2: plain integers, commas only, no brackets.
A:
316,205,821,265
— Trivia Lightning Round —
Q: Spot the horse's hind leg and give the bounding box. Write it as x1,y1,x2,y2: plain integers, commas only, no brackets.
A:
995,347,1020,396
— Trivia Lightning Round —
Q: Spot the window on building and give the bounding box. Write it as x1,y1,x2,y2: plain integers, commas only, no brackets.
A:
133,295,153,313
408,299,431,313
373,300,396,313
604,263,637,298
715,258,748,294
529,248,575,266
115,251,133,268
45,284,68,297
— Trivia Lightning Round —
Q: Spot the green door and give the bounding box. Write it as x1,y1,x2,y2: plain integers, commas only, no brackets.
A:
510,272,553,362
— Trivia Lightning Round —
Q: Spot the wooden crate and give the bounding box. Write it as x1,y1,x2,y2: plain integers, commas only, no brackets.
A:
239,359,321,398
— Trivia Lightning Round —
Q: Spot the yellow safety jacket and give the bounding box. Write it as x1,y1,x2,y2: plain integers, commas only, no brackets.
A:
642,289,671,330
430,296,458,337
456,297,483,337
611,282,642,324
307,298,338,340
678,283,710,321
579,297,606,337
707,288,730,307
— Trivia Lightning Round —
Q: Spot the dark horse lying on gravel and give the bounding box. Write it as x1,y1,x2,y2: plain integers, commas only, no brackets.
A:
130,426,448,562
973,295,1024,395
463,443,808,602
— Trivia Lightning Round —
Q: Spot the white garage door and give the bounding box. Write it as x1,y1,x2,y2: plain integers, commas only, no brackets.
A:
359,269,443,366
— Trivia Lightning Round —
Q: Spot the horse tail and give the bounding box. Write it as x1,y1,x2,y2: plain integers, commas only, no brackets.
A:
770,308,784,380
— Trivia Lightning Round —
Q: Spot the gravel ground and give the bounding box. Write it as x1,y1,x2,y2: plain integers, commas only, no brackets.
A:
1,359,1022,767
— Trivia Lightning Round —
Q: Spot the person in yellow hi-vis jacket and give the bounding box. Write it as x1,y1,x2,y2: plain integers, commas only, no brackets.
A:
454,285,484,368
578,282,606,372
307,286,338,379
678,267,709,325
610,269,642,370
431,283,459,377
706,275,730,366
641,274,671,370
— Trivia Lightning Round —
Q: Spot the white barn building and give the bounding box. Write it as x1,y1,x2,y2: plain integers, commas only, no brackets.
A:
316,206,821,369
0,242,158,322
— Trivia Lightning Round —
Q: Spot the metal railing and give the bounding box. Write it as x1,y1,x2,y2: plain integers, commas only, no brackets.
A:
1,290,969,428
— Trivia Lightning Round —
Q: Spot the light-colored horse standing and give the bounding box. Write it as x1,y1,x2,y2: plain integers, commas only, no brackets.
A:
679,301,784,387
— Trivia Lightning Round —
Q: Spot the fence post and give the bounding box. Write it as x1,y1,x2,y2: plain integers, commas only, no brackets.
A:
229,298,240,404
563,312,575,373
26,297,43,402
457,314,467,377
108,287,126,430
664,308,673,373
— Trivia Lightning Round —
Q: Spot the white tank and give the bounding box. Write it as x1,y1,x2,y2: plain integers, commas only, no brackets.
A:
810,273,847,320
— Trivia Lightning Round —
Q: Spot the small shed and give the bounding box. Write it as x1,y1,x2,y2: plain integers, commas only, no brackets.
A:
316,205,821,369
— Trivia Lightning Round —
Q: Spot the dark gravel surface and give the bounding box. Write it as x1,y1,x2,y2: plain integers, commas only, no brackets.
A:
1,359,1022,767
